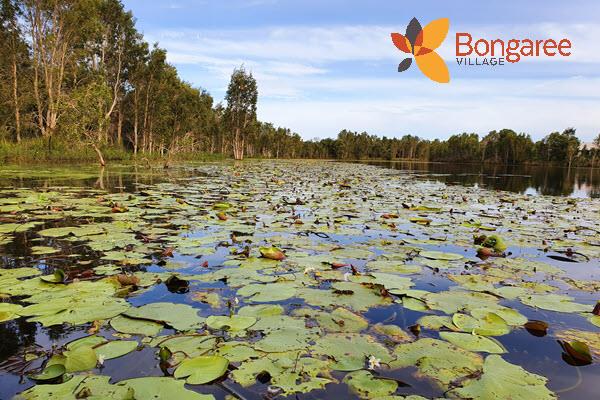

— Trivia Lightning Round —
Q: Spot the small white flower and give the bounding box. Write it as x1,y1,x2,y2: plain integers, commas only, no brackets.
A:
234,297,239,305
367,355,381,370
304,267,316,275
343,272,351,281
97,355,105,366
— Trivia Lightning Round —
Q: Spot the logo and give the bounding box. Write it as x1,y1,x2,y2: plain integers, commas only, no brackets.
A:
391,17,450,83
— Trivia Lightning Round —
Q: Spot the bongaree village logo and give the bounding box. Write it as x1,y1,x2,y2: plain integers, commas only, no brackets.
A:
391,18,573,84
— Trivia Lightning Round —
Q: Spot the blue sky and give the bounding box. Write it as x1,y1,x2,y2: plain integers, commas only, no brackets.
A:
122,0,600,141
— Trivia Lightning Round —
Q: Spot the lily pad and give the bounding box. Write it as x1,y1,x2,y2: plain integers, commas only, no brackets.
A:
343,370,398,399
447,355,556,399
174,355,229,384
419,250,463,261
124,302,205,331
206,315,257,332
439,332,506,354
95,340,138,360
110,315,163,336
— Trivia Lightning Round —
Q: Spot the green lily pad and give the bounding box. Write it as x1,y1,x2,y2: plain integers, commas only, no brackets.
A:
110,315,163,336
439,332,506,354
174,355,229,384
29,364,66,382
343,370,398,399
124,302,205,331
447,355,556,399
118,377,214,399
206,315,257,332
47,345,98,372
237,282,296,302
519,294,593,313
95,340,138,360
313,334,392,371
391,338,483,388
419,251,464,261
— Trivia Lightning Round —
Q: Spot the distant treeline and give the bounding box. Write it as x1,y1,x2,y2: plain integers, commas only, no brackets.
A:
302,128,600,167
0,0,598,166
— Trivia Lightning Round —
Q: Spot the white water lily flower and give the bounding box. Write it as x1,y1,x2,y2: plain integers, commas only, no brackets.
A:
97,354,105,366
304,267,316,275
367,355,381,370
343,272,351,281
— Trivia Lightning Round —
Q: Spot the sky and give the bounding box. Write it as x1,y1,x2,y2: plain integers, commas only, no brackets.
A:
121,0,600,142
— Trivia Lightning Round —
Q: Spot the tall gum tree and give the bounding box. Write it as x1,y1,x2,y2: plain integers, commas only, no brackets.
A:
224,67,257,160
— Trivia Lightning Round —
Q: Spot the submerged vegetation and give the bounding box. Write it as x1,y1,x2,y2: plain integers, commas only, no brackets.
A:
0,161,598,399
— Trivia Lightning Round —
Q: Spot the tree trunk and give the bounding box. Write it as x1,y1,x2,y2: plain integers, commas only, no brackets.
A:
92,143,106,167
11,54,21,143
117,107,123,146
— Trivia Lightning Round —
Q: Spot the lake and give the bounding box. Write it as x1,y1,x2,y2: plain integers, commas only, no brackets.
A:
365,161,600,198
0,161,599,400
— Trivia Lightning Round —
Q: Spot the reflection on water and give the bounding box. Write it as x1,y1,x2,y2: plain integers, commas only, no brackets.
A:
364,161,600,198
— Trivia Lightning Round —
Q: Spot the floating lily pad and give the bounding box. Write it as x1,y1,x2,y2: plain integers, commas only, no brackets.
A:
95,340,138,360
447,355,556,399
174,355,229,384
206,315,257,332
110,315,163,336
124,302,205,331
419,251,463,261
118,377,214,399
343,370,398,398
439,332,506,354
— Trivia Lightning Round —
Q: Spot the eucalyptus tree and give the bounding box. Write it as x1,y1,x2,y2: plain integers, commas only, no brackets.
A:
224,67,257,160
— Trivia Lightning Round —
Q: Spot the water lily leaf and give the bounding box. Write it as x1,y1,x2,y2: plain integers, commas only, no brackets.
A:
0,302,23,322
259,246,286,260
66,335,108,351
29,364,66,382
48,345,98,372
555,329,600,360
95,340,138,360
419,250,463,261
559,340,592,365
254,326,319,353
124,302,205,331
292,307,368,332
313,334,393,371
372,323,412,343
272,371,334,395
174,355,229,384
519,294,593,313
447,355,556,399
238,304,284,317
237,282,296,302
452,312,510,336
40,269,65,283
439,332,506,353
523,320,548,337
110,315,163,336
150,335,218,358
18,375,135,399
391,338,483,388
215,342,260,362
298,282,391,312
206,315,257,332
118,377,213,399
343,370,398,398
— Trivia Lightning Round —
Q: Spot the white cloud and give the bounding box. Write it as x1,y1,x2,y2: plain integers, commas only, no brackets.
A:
144,23,600,140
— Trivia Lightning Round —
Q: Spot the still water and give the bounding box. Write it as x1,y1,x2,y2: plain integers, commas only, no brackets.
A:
365,161,600,198
0,161,598,400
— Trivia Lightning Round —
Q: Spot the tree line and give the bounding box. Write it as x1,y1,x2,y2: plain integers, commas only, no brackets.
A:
306,128,599,167
1,0,598,166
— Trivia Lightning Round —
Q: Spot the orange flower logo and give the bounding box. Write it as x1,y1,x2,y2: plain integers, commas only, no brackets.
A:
391,17,450,83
